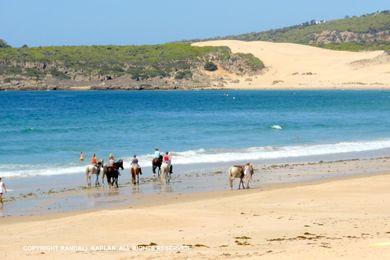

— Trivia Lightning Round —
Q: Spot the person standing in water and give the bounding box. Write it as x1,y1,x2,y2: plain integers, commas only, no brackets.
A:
0,177,7,207
80,152,84,161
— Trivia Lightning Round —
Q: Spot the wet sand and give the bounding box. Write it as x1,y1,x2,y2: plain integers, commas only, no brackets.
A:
1,161,390,259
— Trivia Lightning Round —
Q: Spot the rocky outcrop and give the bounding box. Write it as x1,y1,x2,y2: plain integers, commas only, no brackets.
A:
309,30,390,45
0,52,264,90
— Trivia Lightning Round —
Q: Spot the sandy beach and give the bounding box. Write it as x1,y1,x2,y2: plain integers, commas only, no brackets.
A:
193,40,390,90
1,159,390,259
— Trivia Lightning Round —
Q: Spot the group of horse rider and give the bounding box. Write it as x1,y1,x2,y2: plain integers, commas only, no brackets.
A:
82,148,173,184
85,152,116,167
83,149,253,189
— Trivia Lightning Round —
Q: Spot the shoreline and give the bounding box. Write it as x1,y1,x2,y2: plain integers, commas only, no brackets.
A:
2,155,390,219
1,85,390,91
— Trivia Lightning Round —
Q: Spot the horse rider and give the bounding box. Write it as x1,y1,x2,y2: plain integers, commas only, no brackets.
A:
108,153,115,167
91,153,97,165
154,148,161,159
163,151,173,174
131,155,142,175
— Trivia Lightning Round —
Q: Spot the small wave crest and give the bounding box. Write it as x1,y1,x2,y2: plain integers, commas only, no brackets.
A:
2,139,390,178
270,124,283,130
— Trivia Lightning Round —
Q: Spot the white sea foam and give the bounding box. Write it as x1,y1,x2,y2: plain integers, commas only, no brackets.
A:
2,139,390,178
270,124,283,130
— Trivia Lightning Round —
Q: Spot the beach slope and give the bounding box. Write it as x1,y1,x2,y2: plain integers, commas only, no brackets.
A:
193,40,390,89
1,174,390,259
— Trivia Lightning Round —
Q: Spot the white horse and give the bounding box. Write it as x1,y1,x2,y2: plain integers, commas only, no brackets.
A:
228,164,254,189
160,162,171,184
85,162,103,187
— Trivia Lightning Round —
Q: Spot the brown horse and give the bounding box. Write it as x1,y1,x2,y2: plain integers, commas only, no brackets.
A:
103,160,124,188
130,166,141,185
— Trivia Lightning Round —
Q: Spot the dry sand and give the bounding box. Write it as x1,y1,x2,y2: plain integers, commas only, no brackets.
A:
1,173,390,259
193,40,390,89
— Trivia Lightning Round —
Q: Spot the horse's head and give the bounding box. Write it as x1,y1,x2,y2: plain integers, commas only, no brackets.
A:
116,159,124,170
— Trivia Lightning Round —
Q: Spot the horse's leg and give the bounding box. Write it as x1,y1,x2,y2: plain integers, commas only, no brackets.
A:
114,172,119,188
228,170,234,190
229,177,234,190
87,172,92,187
131,169,136,185
137,169,140,184
160,169,165,183
245,176,250,189
239,177,244,190
107,174,112,188
95,173,99,187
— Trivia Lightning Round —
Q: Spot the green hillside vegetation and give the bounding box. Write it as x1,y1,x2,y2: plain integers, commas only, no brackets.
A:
0,43,263,81
318,42,390,52
217,10,390,51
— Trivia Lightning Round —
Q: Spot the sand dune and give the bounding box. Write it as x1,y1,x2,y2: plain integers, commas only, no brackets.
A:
193,40,390,89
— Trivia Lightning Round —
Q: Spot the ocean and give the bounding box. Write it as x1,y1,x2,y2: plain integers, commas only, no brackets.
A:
1,90,390,178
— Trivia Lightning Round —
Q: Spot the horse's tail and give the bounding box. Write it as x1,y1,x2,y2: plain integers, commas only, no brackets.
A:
228,167,234,189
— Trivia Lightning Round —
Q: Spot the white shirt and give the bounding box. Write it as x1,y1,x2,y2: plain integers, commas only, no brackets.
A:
0,181,4,193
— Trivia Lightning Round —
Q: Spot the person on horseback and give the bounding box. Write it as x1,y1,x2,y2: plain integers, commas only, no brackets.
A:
108,153,115,167
91,153,97,165
152,149,163,176
131,155,142,175
163,152,173,174
154,148,161,159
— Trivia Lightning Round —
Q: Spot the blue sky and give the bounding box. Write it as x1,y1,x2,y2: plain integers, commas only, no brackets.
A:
0,0,388,47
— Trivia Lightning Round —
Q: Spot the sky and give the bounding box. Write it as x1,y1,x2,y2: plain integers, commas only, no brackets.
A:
0,0,389,47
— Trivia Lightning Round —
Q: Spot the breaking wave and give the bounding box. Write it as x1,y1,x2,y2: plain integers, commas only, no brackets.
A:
2,139,390,178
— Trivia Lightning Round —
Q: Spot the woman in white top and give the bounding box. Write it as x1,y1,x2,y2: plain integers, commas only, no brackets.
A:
0,177,7,207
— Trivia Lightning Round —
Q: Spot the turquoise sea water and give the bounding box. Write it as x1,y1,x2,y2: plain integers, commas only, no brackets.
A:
1,90,390,178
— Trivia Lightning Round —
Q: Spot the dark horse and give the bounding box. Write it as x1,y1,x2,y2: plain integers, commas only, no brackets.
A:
103,160,124,188
152,155,163,177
